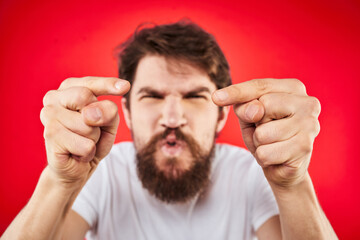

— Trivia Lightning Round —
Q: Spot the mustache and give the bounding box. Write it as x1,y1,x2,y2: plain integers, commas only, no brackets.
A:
146,128,200,156
160,128,188,141
135,127,214,203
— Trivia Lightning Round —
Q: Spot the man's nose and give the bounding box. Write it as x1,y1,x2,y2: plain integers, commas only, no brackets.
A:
159,97,187,128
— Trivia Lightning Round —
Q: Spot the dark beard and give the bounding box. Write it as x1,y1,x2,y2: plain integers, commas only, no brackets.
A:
136,128,215,204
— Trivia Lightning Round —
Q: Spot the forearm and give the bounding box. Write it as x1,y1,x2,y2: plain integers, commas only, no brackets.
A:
269,172,337,240
1,167,82,240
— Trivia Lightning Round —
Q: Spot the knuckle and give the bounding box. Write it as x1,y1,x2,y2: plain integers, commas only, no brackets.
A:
40,106,55,125
307,97,321,116
308,118,321,137
254,127,267,145
82,76,97,88
299,135,313,154
77,87,93,100
255,146,269,167
71,87,94,106
254,78,271,93
81,76,90,82
81,140,96,156
290,78,306,94
59,78,75,89
259,94,270,109
39,107,47,125
43,120,59,139
82,76,93,81
43,90,56,106
299,117,320,138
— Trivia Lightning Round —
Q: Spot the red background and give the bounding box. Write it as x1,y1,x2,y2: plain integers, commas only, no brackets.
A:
0,0,359,238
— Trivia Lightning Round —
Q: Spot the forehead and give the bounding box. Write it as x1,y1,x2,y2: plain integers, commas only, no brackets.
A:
132,55,217,92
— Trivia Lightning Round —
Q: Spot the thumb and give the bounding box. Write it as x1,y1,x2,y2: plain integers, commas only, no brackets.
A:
234,100,265,154
234,100,265,124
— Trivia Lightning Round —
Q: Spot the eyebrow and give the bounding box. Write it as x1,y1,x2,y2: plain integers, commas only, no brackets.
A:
136,87,165,96
183,87,212,96
136,86,212,95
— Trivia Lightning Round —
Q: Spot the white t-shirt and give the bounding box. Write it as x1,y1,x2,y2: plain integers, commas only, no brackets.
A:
72,142,279,240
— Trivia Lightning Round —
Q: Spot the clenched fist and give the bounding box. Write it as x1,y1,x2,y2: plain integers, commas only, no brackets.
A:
212,78,321,188
40,77,130,188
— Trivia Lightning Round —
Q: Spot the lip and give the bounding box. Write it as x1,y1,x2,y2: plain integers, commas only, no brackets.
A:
160,142,183,157
159,132,184,157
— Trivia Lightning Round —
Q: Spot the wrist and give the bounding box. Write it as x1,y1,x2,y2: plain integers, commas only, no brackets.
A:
1,166,84,240
41,166,85,195
265,167,310,191
269,172,316,202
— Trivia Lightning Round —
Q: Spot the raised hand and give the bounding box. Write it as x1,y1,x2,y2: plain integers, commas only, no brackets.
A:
212,78,321,188
40,77,130,188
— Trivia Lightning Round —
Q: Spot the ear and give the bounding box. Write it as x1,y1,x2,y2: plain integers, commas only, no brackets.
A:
216,106,230,133
121,98,132,130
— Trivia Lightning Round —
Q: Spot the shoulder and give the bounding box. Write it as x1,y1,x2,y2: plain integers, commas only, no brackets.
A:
212,143,264,181
88,142,136,183
71,142,137,232
107,141,136,160
213,143,256,168
101,141,136,167
214,143,252,159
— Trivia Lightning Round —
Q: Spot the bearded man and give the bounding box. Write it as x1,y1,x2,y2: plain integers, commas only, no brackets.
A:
2,21,337,240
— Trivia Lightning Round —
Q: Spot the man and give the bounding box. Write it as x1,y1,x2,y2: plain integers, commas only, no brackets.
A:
2,21,337,239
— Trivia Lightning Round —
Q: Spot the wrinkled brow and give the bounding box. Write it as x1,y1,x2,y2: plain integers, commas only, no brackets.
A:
136,87,165,95
136,86,212,95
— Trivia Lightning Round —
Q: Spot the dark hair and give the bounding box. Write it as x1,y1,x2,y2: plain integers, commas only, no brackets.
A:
116,20,232,108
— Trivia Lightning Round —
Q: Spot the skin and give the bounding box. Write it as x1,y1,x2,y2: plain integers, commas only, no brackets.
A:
1,56,337,239
213,78,337,239
122,56,229,175
212,78,319,187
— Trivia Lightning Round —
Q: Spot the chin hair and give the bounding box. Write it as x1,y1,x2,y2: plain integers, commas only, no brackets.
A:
135,128,215,203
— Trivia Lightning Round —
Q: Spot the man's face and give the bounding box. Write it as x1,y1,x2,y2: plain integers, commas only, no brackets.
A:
122,55,228,203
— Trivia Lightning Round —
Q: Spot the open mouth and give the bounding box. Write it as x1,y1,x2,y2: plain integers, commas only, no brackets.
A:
167,140,177,147
160,132,184,157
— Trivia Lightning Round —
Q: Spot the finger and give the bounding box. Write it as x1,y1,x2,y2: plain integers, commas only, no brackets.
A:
258,93,321,124
41,105,101,143
233,99,264,153
234,100,265,123
44,120,96,163
212,78,307,106
240,124,256,154
82,100,119,131
59,76,130,97
252,116,300,147
257,93,298,124
82,100,120,160
254,133,313,168
95,130,117,160
56,132,97,163
43,87,98,111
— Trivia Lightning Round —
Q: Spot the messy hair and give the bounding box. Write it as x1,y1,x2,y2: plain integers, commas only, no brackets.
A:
116,20,232,108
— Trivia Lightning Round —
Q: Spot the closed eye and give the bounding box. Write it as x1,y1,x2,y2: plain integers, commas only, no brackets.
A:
184,94,208,100
141,94,163,99
183,87,211,100
137,87,165,100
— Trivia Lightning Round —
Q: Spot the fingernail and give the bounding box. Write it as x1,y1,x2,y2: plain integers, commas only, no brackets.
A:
214,90,228,101
85,107,102,122
114,80,127,90
245,104,258,120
